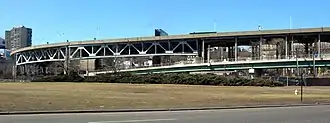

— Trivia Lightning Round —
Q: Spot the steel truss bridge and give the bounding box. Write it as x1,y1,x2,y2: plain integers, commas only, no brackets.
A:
10,27,330,75
14,39,198,65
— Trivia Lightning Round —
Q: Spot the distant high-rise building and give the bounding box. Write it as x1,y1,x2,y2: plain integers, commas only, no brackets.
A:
0,38,10,59
0,38,5,49
5,26,32,50
155,29,168,36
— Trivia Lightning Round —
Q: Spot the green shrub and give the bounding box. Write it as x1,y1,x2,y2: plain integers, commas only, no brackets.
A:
32,73,284,87
32,74,84,82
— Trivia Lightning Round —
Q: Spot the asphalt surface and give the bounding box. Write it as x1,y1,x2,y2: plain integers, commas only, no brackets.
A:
0,105,329,123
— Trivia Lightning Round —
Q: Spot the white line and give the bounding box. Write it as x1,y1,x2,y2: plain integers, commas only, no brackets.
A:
88,118,176,123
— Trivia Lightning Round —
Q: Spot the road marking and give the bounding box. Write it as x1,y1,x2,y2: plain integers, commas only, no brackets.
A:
88,118,176,123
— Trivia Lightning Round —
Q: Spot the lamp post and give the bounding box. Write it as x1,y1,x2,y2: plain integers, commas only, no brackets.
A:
95,27,100,40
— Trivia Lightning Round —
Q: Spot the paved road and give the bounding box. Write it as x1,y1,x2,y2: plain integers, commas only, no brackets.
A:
0,105,329,123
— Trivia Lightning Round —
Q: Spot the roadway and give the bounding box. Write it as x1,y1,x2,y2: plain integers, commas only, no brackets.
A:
1,105,329,123
11,27,330,55
89,58,330,75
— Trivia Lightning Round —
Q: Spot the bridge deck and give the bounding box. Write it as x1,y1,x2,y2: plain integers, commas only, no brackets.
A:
12,27,330,55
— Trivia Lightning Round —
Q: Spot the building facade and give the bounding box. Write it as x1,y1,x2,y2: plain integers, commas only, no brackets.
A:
0,38,9,59
0,38,4,49
5,26,32,50
155,29,168,36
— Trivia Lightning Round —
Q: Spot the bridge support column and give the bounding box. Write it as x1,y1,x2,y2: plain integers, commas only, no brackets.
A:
310,43,313,57
290,35,294,59
311,38,319,78
251,41,260,60
235,37,238,61
228,46,234,61
256,45,260,60
316,34,321,77
304,43,309,58
12,55,17,81
284,36,289,77
201,40,205,63
64,45,70,75
231,46,234,61
251,45,255,60
220,47,224,61
259,37,263,60
289,35,295,75
227,47,231,61
285,36,288,59
317,33,321,58
14,65,17,80
207,45,211,63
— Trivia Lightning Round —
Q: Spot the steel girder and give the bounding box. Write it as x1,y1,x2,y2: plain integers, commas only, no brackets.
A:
15,40,199,65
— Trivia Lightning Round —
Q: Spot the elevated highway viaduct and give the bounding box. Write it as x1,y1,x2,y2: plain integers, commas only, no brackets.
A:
10,27,330,76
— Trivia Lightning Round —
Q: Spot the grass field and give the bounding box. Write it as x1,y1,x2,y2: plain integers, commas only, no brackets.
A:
0,82,329,112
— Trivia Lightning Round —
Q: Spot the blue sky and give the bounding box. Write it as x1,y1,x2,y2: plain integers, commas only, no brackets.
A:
1,0,330,45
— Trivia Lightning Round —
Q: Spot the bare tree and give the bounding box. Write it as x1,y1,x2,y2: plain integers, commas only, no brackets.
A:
0,64,13,79
103,57,122,75
48,61,80,75
269,38,285,59
0,60,13,79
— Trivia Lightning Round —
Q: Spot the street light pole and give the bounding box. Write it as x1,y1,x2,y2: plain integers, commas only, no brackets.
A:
96,27,99,40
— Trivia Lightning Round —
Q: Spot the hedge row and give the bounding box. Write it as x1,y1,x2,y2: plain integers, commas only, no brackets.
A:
32,73,284,87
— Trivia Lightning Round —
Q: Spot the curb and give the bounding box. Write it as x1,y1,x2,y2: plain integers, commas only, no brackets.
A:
0,103,328,115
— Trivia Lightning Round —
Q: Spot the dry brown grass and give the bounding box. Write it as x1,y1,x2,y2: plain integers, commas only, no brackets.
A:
0,82,329,112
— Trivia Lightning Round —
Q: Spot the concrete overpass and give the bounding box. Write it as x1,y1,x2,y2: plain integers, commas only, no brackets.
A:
10,27,330,76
